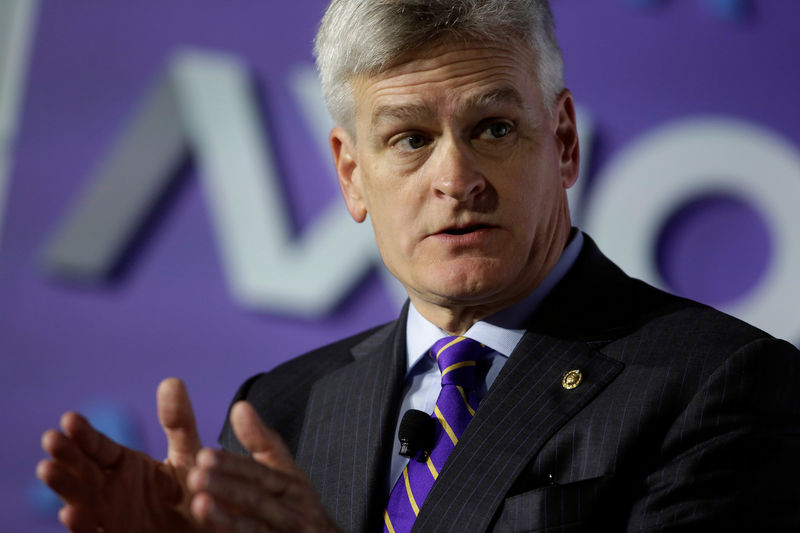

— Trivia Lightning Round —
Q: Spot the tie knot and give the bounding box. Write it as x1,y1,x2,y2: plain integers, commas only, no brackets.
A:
430,336,490,387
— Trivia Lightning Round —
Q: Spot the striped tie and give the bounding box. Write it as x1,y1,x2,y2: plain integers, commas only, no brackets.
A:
384,336,490,533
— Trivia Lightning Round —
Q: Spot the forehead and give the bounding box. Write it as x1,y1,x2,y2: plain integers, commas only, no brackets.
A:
351,40,541,127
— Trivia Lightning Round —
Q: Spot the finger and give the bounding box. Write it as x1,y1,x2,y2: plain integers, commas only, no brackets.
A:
188,453,302,531
192,449,290,495
58,504,101,533
191,490,288,533
152,459,187,506
158,378,202,468
61,412,123,470
37,459,94,507
41,429,105,490
230,401,295,473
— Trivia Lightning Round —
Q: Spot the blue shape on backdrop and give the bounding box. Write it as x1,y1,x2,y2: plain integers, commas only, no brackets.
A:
656,194,772,307
627,0,750,20
28,400,145,518
708,0,748,20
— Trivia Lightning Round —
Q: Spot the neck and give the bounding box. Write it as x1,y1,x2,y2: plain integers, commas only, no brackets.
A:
412,303,496,336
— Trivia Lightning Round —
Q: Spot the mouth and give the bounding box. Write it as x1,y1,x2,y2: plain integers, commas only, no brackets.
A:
439,224,490,235
434,223,496,237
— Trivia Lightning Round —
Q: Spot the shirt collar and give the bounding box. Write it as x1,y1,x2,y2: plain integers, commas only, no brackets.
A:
405,230,584,375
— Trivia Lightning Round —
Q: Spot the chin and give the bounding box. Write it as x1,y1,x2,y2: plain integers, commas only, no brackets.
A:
424,260,513,303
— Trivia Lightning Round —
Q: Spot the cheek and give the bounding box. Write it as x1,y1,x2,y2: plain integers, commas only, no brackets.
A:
369,198,412,253
501,183,561,240
370,178,421,233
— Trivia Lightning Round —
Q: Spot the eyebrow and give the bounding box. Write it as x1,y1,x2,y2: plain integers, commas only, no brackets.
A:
371,103,434,130
369,85,525,131
468,86,524,110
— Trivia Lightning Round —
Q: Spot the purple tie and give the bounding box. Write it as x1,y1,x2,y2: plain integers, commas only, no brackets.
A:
384,336,491,533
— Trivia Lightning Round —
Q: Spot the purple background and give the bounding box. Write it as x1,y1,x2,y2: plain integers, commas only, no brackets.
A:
2,1,798,530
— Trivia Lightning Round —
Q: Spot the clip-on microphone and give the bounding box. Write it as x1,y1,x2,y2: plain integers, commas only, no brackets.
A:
398,409,436,461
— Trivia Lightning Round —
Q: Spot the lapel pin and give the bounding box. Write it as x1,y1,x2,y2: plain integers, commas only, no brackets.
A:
561,369,583,390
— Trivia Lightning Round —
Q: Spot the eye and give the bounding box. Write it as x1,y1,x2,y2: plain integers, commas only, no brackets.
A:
395,133,429,151
391,133,430,152
479,121,512,140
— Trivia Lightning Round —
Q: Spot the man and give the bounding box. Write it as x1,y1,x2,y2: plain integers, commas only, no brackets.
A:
39,0,800,531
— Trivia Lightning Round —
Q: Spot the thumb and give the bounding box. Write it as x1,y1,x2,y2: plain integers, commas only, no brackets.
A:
230,401,296,473
157,378,202,469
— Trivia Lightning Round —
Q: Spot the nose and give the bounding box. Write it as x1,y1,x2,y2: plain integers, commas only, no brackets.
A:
430,138,486,203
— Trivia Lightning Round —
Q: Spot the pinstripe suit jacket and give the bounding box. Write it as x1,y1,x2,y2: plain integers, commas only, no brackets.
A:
219,235,800,532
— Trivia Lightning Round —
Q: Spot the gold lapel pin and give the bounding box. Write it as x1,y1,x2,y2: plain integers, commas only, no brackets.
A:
561,369,583,390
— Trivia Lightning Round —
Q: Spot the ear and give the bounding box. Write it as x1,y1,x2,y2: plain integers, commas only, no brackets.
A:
331,126,368,223
552,89,580,190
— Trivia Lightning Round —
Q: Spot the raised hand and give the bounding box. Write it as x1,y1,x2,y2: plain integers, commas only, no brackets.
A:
187,401,342,533
37,378,205,533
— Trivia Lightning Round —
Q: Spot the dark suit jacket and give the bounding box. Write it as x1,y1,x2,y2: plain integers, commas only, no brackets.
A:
219,235,800,532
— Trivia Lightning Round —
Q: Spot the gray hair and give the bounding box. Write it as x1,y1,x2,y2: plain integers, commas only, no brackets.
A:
314,0,564,132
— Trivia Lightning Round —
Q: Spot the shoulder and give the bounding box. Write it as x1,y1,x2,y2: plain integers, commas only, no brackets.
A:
564,233,789,363
591,276,800,465
240,321,393,407
618,276,789,366
614,283,800,527
218,320,397,455
559,233,799,414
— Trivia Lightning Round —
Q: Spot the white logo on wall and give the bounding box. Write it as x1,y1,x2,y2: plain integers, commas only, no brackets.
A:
0,0,39,253
41,50,800,342
43,52,397,316
584,119,800,342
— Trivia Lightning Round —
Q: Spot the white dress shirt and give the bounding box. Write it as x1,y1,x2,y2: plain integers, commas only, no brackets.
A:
387,231,584,491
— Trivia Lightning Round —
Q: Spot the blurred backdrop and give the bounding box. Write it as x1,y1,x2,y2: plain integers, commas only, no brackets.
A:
2,1,799,530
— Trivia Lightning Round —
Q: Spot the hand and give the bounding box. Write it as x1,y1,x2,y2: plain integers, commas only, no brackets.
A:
37,378,205,532
187,401,341,533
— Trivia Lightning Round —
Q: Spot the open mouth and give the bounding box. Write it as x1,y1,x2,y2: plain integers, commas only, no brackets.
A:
441,224,491,236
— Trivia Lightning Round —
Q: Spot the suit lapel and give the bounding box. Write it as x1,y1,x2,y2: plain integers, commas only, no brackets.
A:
413,332,624,531
414,235,633,531
295,306,408,532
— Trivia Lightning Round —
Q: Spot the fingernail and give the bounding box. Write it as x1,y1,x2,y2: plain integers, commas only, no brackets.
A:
35,460,49,480
196,448,217,467
190,493,207,519
186,468,204,490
